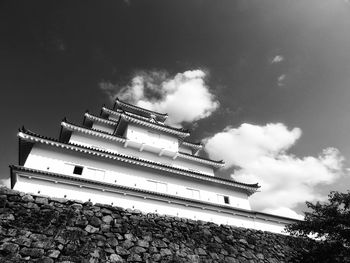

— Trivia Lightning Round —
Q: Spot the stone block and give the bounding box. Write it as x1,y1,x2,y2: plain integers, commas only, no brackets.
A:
137,239,149,248
115,246,130,256
88,216,102,227
20,247,45,258
160,248,172,256
0,242,19,254
102,215,113,224
0,213,14,221
110,253,124,262
127,253,142,261
47,249,60,258
107,237,119,246
22,194,34,202
35,197,49,205
85,225,99,233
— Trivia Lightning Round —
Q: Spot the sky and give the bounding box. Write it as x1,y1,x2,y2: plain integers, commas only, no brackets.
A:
1,0,350,218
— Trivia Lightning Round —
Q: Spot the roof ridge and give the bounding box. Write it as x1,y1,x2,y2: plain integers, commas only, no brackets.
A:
122,112,190,133
178,151,224,165
115,97,168,117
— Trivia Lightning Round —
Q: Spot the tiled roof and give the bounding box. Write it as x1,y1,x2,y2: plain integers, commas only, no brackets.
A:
61,121,125,143
101,106,190,137
182,141,203,150
178,151,224,168
123,111,157,123
84,112,117,126
101,106,123,117
18,128,259,193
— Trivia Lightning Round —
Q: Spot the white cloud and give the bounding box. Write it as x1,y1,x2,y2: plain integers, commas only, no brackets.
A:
205,123,345,219
277,74,286,87
99,70,219,126
271,55,284,64
0,178,10,188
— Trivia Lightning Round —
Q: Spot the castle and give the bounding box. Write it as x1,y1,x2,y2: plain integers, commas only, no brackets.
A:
10,98,297,233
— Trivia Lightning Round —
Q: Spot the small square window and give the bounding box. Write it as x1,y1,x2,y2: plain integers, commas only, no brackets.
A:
217,194,230,204
186,188,200,199
224,196,230,204
147,180,167,193
73,166,84,175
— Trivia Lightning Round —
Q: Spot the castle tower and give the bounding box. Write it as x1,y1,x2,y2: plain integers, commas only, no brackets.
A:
10,98,296,233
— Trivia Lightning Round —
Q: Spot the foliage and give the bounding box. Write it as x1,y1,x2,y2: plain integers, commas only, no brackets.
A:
286,191,350,262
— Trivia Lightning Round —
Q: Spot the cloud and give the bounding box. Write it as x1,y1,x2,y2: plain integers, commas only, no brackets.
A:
277,74,286,87
0,178,10,188
99,70,219,126
205,123,345,219
271,55,284,64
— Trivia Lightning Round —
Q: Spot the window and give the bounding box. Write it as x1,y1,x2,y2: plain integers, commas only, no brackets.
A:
186,188,200,199
217,194,230,204
73,166,83,175
148,180,167,193
66,163,84,175
224,196,230,204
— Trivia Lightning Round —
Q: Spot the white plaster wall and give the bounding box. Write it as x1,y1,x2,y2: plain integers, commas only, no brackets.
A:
125,124,178,153
13,175,288,234
69,132,214,176
23,144,251,209
92,122,115,134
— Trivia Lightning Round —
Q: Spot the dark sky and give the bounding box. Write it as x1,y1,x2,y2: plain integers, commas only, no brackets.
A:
1,0,350,205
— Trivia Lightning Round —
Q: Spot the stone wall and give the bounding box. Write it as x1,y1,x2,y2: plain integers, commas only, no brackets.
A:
0,187,311,262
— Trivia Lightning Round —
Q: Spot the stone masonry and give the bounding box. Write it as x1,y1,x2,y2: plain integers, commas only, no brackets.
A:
0,187,311,262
